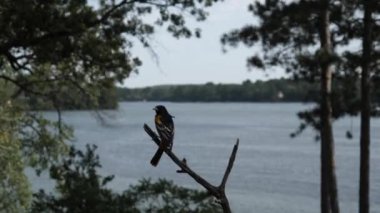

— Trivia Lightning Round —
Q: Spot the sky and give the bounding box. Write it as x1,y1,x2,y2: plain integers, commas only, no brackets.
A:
123,0,286,88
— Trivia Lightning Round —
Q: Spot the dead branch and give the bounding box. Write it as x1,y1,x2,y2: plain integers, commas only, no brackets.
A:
144,124,239,213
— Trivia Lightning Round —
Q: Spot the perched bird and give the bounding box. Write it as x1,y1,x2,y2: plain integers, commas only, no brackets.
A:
150,105,174,166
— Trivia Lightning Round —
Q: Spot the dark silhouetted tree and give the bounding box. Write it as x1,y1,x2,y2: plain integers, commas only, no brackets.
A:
219,0,359,212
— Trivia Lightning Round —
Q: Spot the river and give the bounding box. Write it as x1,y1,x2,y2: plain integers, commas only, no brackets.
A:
31,102,380,213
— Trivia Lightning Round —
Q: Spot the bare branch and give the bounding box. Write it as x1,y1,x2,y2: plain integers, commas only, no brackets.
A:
143,124,219,194
98,0,135,24
5,51,33,73
219,139,239,190
143,123,239,213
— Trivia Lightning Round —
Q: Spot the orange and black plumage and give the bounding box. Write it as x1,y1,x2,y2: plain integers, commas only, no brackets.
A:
150,105,174,166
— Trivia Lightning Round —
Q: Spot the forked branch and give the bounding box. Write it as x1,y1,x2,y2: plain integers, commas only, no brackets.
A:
143,124,239,213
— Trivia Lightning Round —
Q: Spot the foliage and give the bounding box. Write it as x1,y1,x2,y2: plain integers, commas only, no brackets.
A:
0,100,31,212
0,0,216,106
125,178,221,213
0,80,72,212
220,1,337,126
0,0,219,209
118,78,318,102
31,145,221,213
220,1,348,212
220,0,380,132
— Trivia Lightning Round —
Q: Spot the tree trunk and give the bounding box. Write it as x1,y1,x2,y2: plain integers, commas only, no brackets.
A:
359,1,372,213
319,0,340,212
321,120,330,213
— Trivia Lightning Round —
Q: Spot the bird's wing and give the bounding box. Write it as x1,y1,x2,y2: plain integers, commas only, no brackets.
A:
156,116,174,143
157,123,174,142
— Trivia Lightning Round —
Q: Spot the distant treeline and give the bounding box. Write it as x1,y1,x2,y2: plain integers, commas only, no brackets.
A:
118,79,319,102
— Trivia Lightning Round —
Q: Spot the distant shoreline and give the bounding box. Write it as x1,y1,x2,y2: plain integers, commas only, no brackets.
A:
118,100,310,104
118,78,317,103
37,102,312,112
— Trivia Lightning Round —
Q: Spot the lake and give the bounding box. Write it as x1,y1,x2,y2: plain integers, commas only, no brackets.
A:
31,102,380,213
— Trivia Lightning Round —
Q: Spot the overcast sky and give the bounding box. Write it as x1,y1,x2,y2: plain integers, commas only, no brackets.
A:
122,0,286,88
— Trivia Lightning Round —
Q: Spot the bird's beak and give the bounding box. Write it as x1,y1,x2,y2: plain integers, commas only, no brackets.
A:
153,107,157,111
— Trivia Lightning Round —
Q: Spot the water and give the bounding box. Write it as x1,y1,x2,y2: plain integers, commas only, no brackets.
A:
31,102,380,213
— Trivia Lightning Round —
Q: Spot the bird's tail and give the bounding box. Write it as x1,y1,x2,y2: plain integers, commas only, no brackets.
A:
150,148,164,167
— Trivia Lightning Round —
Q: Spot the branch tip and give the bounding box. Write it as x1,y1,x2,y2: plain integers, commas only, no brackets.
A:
220,139,239,190
143,124,238,213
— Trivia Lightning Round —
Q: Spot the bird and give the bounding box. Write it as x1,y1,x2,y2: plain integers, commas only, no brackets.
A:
150,105,174,166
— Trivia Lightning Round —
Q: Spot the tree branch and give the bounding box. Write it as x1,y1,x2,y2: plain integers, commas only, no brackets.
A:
143,123,239,213
143,124,219,194
220,139,239,190
0,75,47,97
0,0,138,52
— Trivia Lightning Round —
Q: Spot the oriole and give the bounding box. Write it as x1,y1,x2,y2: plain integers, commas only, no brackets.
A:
150,105,174,166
